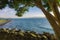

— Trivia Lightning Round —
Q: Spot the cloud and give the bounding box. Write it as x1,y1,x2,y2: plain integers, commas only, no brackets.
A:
0,7,45,18
0,7,18,18
0,6,60,18
22,12,45,18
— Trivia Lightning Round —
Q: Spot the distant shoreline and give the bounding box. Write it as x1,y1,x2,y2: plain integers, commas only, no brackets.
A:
0,19,11,26
0,17,46,19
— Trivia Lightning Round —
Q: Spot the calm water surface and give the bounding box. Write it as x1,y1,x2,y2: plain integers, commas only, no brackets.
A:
0,18,54,34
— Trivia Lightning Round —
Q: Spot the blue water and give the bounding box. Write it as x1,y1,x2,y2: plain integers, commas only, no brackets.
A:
0,18,54,34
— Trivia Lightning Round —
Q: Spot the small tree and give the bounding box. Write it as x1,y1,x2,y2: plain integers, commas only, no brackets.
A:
0,0,60,40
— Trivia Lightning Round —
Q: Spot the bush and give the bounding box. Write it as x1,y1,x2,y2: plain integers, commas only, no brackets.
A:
0,28,57,40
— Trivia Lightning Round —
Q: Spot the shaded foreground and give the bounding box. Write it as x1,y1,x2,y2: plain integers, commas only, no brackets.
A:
0,28,57,40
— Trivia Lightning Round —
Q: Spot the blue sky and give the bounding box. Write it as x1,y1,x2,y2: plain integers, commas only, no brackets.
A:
0,6,60,18
0,6,45,18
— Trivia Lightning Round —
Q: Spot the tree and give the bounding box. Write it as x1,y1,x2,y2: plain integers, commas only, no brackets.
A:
0,0,60,40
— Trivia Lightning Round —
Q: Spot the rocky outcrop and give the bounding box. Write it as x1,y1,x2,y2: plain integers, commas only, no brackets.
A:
0,28,57,40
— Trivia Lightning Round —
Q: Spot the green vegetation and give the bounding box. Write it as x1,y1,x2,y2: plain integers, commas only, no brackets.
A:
0,20,7,23
0,28,56,40
0,0,60,39
0,19,10,26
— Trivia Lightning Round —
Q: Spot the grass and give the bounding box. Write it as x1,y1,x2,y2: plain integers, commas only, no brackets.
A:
0,20,8,23
0,19,10,25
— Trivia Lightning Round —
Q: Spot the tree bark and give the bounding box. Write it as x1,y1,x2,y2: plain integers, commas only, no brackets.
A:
48,0,60,27
34,0,60,40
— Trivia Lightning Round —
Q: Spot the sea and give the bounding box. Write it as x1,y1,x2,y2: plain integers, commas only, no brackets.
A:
0,18,54,34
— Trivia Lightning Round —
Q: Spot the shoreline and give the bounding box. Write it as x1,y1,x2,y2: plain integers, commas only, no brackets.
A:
0,19,11,26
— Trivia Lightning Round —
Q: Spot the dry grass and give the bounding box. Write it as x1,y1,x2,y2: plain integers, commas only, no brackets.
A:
0,20,8,23
0,19,10,25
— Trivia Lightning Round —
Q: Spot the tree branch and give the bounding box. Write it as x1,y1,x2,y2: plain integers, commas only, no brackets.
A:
48,0,60,27
34,0,60,40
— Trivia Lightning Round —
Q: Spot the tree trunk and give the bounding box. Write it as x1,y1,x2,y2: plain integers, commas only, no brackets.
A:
34,0,60,40
48,0,60,27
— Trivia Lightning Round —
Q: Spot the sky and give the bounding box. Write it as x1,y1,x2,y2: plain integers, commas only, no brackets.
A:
0,6,60,18
0,6,45,18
